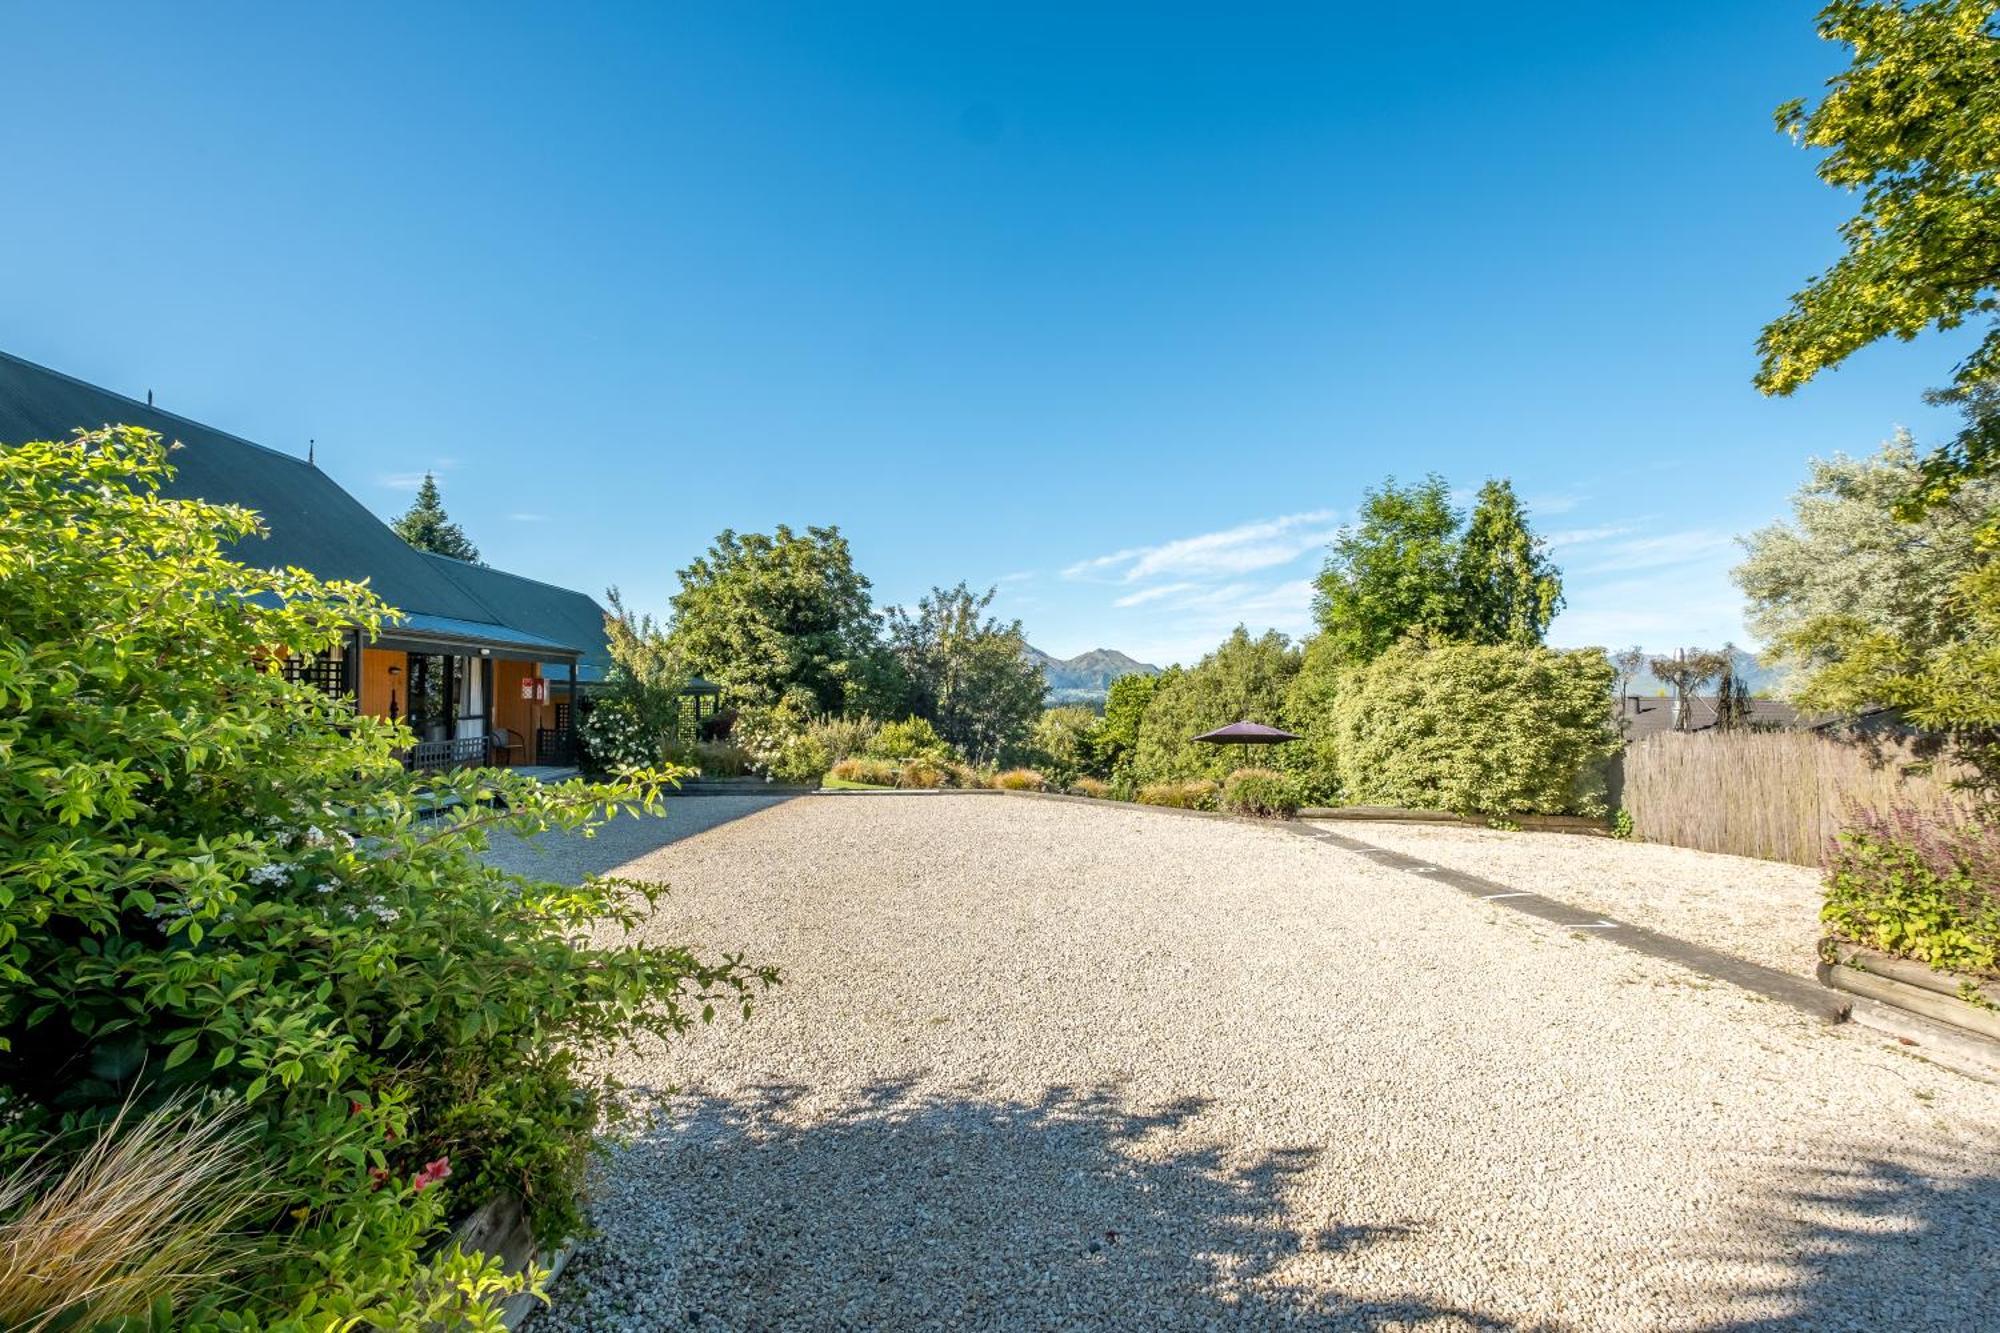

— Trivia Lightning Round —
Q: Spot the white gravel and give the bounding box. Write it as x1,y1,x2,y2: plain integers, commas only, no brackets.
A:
501,794,2000,1332
1326,820,1829,977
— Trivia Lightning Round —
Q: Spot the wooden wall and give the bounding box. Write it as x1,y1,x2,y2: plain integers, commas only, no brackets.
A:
358,647,402,719
491,658,547,749
356,645,549,760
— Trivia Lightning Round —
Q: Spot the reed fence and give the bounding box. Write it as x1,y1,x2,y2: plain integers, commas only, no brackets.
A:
1621,729,1976,866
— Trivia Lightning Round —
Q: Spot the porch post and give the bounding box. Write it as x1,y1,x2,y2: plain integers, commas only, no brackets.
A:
567,659,578,763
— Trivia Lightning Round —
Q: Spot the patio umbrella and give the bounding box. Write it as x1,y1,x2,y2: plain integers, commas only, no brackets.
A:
1192,720,1299,771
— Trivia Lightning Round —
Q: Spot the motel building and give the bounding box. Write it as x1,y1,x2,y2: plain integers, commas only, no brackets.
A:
0,350,609,771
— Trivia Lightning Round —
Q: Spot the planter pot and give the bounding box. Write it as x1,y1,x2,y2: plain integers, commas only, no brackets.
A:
1817,941,2000,1044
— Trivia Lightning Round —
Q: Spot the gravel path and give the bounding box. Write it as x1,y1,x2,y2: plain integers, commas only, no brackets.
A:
1325,821,1828,978
508,794,2000,1332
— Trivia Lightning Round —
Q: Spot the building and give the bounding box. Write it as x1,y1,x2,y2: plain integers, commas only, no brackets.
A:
1616,693,1809,742
0,350,610,769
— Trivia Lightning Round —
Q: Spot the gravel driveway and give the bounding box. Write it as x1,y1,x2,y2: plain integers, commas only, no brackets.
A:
503,794,2000,1332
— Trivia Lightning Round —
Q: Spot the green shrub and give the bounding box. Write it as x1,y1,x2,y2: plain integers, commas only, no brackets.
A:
1220,768,1300,818
1068,777,1112,799
869,715,955,763
993,768,1048,792
829,756,900,786
0,428,776,1326
1096,673,1158,782
1029,707,1102,786
804,713,881,765
1332,638,1619,816
1131,630,1301,784
765,734,830,786
1136,779,1221,811
1823,805,2000,976
1278,636,1346,804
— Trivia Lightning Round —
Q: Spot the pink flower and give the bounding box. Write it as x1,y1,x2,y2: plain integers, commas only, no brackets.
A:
411,1157,452,1193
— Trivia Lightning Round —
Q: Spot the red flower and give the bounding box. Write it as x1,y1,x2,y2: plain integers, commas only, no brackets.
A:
411,1157,452,1193
368,1167,390,1190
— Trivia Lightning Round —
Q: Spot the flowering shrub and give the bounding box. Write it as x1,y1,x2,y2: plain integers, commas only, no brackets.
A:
582,694,661,773
1823,804,2000,976
0,428,775,1328
1220,768,1300,818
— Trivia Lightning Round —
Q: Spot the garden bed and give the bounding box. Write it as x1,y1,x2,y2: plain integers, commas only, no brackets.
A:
1817,941,2000,1044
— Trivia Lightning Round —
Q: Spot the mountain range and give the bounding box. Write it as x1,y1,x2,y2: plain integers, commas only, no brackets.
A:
1025,646,1161,705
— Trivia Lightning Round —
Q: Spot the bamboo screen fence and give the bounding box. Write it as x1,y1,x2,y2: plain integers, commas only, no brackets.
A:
1622,729,1976,866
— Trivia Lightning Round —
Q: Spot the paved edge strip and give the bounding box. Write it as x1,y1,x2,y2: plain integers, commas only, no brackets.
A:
1286,821,1854,1026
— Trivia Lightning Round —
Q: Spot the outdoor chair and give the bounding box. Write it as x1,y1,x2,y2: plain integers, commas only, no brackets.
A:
489,727,526,766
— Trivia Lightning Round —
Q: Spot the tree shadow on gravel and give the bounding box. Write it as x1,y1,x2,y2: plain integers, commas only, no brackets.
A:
482,794,797,882
553,1080,1512,1332
1700,1151,2000,1331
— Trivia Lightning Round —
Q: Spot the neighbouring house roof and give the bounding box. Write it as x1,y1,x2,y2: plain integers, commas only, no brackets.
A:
1618,694,1810,742
0,350,600,662
418,553,612,683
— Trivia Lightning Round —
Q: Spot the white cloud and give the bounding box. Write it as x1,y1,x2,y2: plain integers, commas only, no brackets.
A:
1112,579,1318,667
1525,491,1586,516
376,459,459,492
507,512,548,523
1065,510,1339,584
995,570,1035,584
1112,581,1204,608
1576,530,1736,574
1544,523,1634,549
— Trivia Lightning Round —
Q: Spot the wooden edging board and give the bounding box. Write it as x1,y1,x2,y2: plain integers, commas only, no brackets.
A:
1817,944,2000,1044
448,1194,576,1329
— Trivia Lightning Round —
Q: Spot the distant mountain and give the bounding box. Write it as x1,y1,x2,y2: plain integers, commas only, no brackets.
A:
1026,646,1161,706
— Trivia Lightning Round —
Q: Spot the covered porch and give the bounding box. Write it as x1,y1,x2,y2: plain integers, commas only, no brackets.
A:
294,619,585,773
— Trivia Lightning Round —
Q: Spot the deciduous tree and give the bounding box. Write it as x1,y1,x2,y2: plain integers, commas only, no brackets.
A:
667,525,890,717
1312,475,1463,663
883,583,1045,763
1758,0,2000,505
1735,436,1998,687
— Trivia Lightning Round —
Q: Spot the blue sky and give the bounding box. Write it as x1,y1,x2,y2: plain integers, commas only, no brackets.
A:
0,3,1973,666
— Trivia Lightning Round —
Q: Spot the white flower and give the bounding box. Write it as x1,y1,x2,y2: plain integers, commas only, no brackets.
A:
315,881,338,895
248,862,295,886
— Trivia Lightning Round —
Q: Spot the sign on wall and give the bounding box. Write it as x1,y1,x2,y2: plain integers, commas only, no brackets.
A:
520,676,546,702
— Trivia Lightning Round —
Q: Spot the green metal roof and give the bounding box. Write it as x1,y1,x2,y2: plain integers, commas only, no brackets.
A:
418,553,611,681
0,350,598,661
